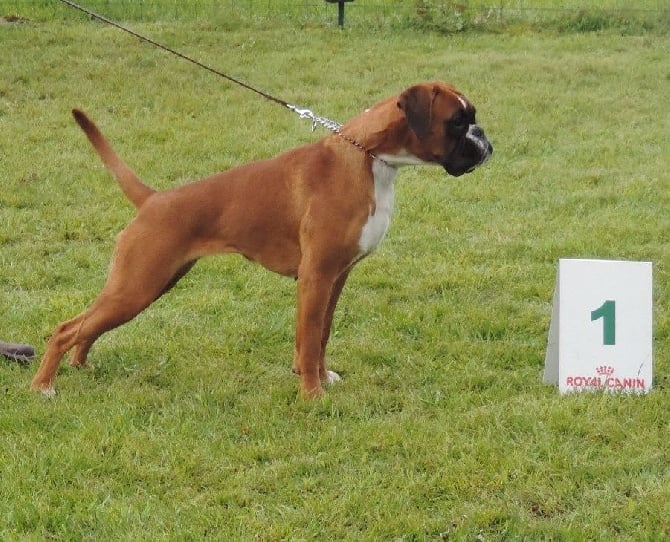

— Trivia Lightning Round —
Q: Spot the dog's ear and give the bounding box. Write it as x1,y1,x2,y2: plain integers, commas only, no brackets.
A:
397,85,437,139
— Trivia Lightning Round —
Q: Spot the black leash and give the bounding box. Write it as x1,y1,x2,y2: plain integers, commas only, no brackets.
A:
57,0,383,162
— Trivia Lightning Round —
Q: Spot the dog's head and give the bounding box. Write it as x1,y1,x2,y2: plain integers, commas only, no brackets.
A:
396,82,492,177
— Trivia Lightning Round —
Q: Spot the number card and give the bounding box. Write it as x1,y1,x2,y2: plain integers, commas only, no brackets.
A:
543,259,653,394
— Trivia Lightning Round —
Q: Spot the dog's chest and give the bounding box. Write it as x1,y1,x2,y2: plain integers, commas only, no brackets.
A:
357,161,397,257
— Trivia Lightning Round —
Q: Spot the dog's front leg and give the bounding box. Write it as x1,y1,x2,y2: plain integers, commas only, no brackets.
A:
294,271,339,399
318,269,350,383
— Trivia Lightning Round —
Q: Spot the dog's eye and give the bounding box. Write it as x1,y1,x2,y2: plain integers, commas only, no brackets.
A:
447,115,468,134
447,109,476,135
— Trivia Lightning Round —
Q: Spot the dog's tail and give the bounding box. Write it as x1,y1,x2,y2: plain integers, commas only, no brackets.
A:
72,109,155,209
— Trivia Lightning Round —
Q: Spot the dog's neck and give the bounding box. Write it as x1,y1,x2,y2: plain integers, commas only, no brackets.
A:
340,95,432,169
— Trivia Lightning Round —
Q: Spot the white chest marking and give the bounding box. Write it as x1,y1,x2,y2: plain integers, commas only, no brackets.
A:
358,160,397,257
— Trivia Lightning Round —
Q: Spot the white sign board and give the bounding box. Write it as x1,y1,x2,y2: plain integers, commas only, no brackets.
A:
544,259,653,394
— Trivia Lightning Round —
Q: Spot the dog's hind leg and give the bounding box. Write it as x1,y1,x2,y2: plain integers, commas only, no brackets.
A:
31,298,144,396
31,227,195,396
66,260,197,370
69,337,94,368
155,260,197,300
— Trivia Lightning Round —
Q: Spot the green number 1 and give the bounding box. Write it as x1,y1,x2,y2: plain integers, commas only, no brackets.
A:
591,300,616,345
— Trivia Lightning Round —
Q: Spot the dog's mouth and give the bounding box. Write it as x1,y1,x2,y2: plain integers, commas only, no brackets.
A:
443,125,493,177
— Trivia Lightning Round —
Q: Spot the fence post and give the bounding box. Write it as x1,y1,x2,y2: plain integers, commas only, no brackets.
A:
325,0,354,29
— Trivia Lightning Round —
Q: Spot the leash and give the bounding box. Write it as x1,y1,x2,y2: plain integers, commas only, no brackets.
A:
57,0,384,162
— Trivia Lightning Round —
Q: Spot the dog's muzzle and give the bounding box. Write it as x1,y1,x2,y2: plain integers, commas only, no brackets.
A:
443,124,493,177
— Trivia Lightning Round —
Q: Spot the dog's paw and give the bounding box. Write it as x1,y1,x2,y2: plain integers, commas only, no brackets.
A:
325,370,341,385
42,387,57,399
31,383,57,399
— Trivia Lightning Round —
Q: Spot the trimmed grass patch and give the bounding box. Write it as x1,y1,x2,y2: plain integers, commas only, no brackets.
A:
1,4,669,540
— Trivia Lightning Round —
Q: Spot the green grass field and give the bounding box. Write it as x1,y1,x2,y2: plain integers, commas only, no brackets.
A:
1,1,669,539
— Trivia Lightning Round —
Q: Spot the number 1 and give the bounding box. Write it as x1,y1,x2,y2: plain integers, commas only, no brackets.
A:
591,300,616,345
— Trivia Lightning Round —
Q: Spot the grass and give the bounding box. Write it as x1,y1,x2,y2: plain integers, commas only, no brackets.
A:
4,0,670,34
2,2,670,540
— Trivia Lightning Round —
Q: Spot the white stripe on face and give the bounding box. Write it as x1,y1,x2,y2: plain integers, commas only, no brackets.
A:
456,95,468,110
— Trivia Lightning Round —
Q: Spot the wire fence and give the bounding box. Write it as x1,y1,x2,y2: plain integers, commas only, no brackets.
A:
2,1,669,33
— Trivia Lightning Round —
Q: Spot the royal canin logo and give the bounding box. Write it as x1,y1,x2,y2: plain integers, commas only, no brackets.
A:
596,365,615,376
565,365,645,390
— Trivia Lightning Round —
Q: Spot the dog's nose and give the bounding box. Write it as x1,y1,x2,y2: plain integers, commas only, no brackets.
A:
470,125,485,139
471,125,492,156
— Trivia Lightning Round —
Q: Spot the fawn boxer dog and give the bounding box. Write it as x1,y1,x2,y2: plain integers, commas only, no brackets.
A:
31,81,492,398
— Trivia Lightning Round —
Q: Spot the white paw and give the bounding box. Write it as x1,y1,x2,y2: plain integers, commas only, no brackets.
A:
42,387,57,399
325,370,341,385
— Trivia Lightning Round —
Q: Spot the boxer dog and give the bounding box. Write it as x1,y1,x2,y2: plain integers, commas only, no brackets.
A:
31,81,492,398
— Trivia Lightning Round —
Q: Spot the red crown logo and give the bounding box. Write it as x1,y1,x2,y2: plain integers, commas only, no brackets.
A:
596,365,615,376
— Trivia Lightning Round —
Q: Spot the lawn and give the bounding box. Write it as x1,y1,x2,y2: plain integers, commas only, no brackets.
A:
1,1,669,539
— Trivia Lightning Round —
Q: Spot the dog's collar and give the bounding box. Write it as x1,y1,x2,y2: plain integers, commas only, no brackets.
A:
372,154,395,169
338,133,392,168
288,104,391,168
